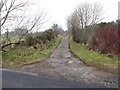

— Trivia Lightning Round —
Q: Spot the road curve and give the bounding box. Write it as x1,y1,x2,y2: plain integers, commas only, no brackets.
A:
2,69,103,88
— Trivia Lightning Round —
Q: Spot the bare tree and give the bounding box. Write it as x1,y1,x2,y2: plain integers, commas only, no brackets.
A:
1,0,47,50
91,3,104,25
0,0,29,27
67,2,104,44
76,3,103,28
76,3,91,29
67,11,81,42
51,24,64,35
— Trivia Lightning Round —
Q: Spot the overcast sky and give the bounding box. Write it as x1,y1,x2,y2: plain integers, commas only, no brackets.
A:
19,0,120,31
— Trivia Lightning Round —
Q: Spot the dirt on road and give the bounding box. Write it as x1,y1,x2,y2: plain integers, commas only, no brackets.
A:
16,36,118,88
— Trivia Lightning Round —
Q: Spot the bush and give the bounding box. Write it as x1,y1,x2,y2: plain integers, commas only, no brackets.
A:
92,25,118,55
26,35,37,46
23,29,57,47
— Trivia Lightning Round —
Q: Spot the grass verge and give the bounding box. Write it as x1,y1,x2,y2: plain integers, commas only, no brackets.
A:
69,36,118,74
2,36,62,68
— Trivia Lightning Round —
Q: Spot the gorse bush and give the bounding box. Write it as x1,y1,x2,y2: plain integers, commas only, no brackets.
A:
42,29,56,41
26,35,37,46
17,29,57,47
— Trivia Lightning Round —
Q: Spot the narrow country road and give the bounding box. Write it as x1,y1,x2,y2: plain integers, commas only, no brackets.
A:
15,36,118,88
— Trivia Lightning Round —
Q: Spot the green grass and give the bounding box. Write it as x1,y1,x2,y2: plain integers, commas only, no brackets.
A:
69,36,118,74
2,36,62,68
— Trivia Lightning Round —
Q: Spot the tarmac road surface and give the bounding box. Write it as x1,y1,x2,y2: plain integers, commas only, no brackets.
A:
2,69,104,88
